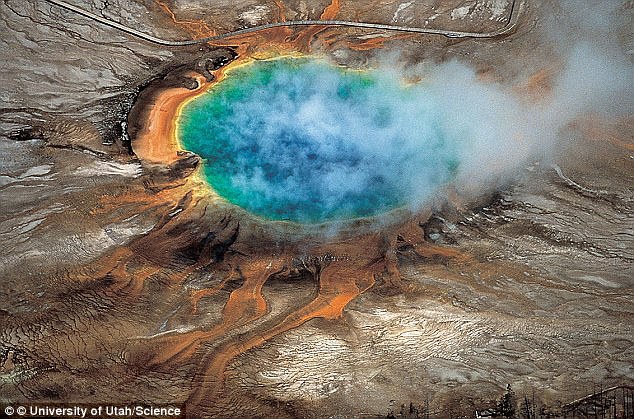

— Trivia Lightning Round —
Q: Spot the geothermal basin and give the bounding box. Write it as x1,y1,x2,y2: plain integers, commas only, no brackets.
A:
177,57,459,223
2,0,633,417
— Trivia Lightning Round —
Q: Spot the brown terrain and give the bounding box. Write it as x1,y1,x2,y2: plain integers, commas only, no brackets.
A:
0,0,632,418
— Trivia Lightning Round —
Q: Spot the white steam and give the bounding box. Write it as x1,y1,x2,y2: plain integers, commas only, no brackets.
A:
412,0,633,196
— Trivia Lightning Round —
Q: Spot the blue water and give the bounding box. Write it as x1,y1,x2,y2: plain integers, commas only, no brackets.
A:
177,57,459,223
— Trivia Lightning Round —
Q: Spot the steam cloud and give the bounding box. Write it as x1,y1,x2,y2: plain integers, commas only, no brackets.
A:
179,0,632,224
418,0,633,195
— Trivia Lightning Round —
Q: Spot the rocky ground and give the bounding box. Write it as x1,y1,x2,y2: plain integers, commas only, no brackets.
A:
1,0,632,417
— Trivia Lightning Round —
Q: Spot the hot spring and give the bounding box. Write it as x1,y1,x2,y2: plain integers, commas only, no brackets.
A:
177,57,462,224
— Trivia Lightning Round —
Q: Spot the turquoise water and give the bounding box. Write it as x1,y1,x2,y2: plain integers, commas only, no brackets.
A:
178,57,460,223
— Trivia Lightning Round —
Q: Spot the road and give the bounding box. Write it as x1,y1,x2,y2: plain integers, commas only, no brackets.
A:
42,0,521,46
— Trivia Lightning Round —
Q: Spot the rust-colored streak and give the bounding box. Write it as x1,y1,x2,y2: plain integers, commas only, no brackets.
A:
397,221,471,262
187,258,378,407
190,271,236,314
273,0,287,22
155,0,216,38
514,65,565,105
345,32,414,51
347,36,388,50
77,186,207,300
219,260,276,324
320,0,341,20
134,74,208,164
290,0,342,51
136,258,287,366
209,26,294,59
574,116,634,152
